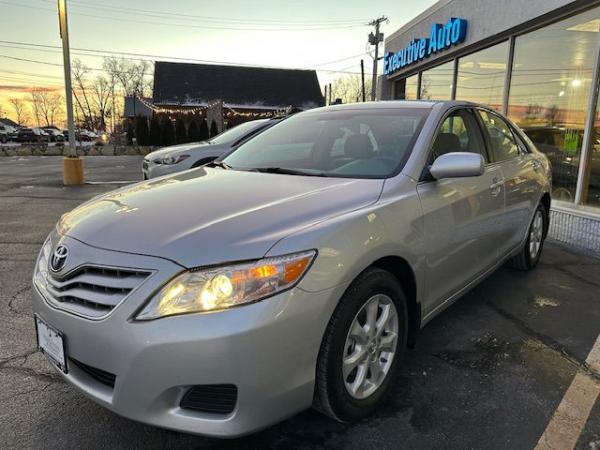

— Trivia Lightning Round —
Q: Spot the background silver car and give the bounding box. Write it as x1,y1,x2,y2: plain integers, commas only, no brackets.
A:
33,101,551,437
142,118,279,179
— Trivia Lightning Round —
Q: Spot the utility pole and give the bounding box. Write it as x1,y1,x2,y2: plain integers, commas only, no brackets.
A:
324,85,328,106
360,59,366,102
368,15,387,101
58,0,84,185
328,83,332,105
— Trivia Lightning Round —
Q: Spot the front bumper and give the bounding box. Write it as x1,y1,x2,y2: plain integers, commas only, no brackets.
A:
32,236,343,437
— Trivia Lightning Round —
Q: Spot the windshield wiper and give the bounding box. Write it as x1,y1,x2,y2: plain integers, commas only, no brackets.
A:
250,167,327,177
205,160,232,170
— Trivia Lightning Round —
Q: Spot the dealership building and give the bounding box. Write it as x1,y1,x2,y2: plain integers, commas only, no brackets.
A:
379,0,600,253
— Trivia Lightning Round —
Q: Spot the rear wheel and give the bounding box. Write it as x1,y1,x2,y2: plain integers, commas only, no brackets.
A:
508,203,547,270
314,268,407,422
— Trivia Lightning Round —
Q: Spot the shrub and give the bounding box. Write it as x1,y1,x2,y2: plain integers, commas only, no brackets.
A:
188,120,200,142
135,115,149,146
161,117,175,146
149,116,161,146
175,118,187,144
198,119,209,141
209,120,219,138
126,119,134,145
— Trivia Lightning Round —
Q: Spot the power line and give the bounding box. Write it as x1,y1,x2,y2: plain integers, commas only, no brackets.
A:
0,41,365,75
2,1,364,31
53,0,366,26
308,52,369,68
0,54,62,67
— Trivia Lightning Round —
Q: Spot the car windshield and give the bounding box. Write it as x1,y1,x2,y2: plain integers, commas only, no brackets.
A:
209,120,266,145
223,108,429,178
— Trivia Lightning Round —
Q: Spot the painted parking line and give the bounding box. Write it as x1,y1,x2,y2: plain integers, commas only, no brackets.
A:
535,335,600,450
85,181,137,185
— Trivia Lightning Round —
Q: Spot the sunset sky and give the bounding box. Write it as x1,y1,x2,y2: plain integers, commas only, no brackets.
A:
0,0,437,124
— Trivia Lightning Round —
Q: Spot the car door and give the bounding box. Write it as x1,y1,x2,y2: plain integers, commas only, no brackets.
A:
477,109,538,255
416,108,506,315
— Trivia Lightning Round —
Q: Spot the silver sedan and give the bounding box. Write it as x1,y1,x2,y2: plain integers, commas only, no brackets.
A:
32,101,551,437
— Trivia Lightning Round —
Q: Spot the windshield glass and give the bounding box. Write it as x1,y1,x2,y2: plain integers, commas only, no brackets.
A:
223,108,429,178
210,120,266,145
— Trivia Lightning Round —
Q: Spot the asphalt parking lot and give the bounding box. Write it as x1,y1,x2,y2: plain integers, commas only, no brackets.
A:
1,156,599,450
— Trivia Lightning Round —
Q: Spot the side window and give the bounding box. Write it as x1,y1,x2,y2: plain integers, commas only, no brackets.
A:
431,109,488,162
478,110,520,162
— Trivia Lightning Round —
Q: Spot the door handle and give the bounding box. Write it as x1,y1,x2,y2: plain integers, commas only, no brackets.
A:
490,178,504,197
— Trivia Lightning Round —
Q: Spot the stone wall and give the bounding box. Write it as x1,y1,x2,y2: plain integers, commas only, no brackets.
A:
0,145,159,157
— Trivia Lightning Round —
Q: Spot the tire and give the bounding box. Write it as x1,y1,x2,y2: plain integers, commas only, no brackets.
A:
507,203,547,271
314,267,408,422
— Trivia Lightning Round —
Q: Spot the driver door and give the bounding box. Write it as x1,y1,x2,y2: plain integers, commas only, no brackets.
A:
416,108,506,316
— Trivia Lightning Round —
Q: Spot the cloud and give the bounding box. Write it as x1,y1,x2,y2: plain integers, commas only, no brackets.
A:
0,85,62,93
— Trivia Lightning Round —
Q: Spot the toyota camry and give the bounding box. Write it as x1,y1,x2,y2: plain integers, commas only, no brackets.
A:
32,101,551,437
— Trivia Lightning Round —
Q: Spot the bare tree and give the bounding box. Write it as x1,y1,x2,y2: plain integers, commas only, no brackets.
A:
70,57,151,131
72,59,95,129
30,92,41,126
8,98,29,125
91,75,112,131
329,74,373,104
102,57,153,97
30,90,63,127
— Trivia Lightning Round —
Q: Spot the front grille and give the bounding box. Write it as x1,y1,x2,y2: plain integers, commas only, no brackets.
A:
70,358,116,388
180,385,238,415
46,266,150,319
142,160,148,170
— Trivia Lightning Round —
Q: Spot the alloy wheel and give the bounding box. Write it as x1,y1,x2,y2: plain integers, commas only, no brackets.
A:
342,294,398,400
529,210,544,259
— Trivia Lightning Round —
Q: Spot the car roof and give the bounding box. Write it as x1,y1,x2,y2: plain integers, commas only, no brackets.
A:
300,100,486,115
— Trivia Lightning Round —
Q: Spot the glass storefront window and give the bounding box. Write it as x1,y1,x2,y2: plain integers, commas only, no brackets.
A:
583,89,600,206
394,74,419,100
420,61,454,100
456,42,508,111
508,8,600,202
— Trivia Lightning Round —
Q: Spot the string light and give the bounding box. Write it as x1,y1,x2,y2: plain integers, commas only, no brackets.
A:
132,97,283,118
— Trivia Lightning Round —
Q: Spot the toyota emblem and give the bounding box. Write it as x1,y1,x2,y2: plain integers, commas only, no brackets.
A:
50,245,69,272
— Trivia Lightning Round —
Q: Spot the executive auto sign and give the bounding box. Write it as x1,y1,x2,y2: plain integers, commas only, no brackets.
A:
384,17,468,76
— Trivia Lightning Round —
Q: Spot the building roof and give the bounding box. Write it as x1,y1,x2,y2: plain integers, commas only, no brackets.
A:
124,96,154,118
152,61,324,110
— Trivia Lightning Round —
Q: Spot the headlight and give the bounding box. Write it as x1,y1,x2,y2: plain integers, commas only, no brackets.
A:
162,154,190,165
135,250,316,320
33,237,52,295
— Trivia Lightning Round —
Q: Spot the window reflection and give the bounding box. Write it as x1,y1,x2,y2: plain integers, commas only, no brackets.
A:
456,42,508,111
508,8,600,202
394,74,419,100
420,61,454,100
583,94,600,206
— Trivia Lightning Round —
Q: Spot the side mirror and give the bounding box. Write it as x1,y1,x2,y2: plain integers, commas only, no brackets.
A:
429,152,485,180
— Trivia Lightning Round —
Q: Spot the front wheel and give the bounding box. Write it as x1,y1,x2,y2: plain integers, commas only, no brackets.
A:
508,203,548,270
314,268,407,422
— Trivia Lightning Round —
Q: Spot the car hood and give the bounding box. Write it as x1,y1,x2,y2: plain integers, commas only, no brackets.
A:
145,142,212,159
58,168,383,268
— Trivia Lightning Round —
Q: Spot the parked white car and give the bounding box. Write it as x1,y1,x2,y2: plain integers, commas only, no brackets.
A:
143,119,280,179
